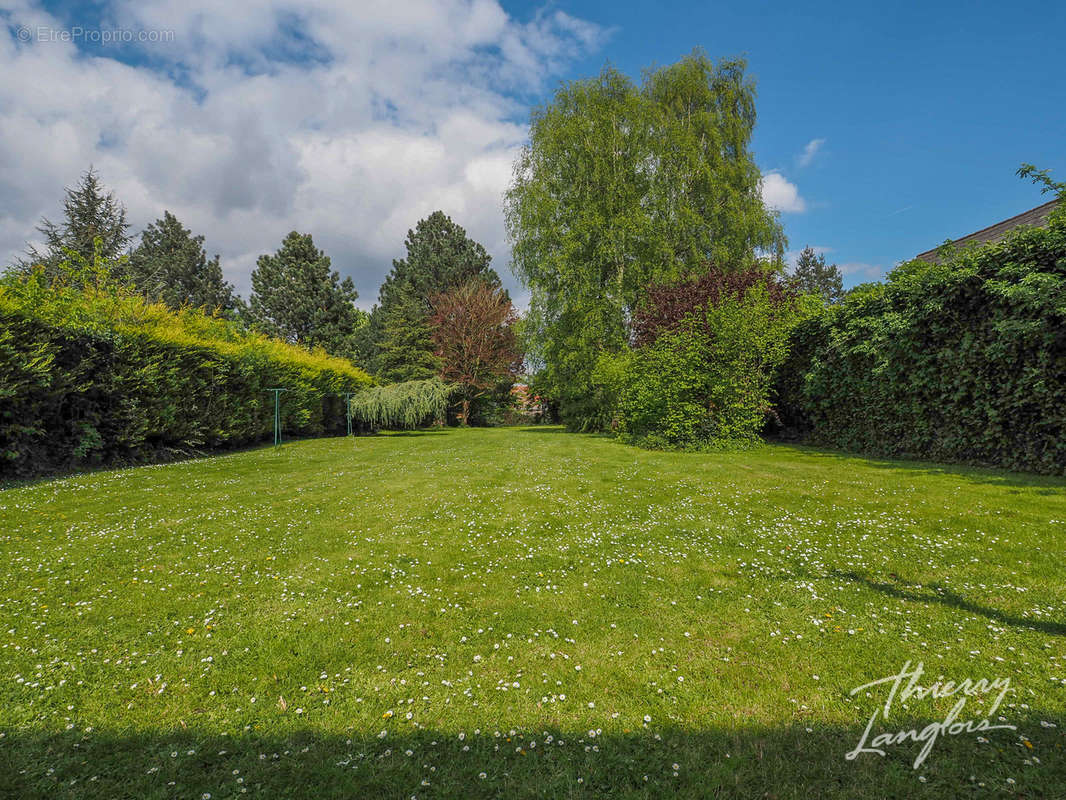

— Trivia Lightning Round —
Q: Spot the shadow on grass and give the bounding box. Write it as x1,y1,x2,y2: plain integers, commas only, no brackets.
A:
2,713,1062,800
832,570,1066,638
768,442,1066,492
0,435,337,491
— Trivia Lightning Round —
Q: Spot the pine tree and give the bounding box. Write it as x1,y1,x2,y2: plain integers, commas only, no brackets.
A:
366,211,500,381
21,167,130,279
248,231,362,358
792,246,844,304
126,211,239,315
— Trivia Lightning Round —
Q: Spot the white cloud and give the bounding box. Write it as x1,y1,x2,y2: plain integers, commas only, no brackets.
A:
760,172,806,213
0,1,607,304
839,261,886,282
797,137,825,168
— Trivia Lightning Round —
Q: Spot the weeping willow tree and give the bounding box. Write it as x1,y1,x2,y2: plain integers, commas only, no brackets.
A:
350,378,455,430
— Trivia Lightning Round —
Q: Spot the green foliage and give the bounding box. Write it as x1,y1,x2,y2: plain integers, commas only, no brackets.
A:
348,378,454,431
124,211,240,315
505,50,784,430
0,252,371,477
373,293,441,383
604,284,811,450
1016,162,1066,199
17,167,130,279
366,211,500,382
791,246,844,304
778,208,1066,474
248,231,364,360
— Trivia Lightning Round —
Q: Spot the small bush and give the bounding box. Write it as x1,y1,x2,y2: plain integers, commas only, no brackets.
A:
348,378,453,430
602,268,811,450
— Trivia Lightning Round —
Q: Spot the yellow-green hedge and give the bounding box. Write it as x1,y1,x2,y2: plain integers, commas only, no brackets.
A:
0,267,372,477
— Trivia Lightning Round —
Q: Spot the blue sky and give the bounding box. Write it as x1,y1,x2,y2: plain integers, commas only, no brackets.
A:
509,0,1066,283
2,0,1063,298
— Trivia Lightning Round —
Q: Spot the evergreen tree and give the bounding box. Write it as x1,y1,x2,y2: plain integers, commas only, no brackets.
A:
375,294,441,383
21,167,130,279
366,211,501,382
791,246,844,304
248,231,362,358
126,211,239,314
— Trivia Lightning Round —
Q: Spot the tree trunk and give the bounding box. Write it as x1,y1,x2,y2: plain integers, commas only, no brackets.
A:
461,397,470,426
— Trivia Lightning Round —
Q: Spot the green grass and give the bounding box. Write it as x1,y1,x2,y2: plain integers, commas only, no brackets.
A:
1,426,1064,799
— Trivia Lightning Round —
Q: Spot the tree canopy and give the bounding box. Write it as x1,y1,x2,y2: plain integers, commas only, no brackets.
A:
21,167,130,280
505,50,784,429
791,246,844,305
364,211,501,382
125,211,240,315
429,280,521,424
248,231,365,358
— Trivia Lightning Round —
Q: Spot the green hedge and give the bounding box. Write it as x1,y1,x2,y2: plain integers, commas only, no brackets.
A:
776,207,1066,474
0,264,372,477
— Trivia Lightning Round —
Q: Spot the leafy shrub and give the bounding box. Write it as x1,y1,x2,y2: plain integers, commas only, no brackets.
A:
0,256,372,477
601,268,811,450
777,206,1066,474
348,378,453,431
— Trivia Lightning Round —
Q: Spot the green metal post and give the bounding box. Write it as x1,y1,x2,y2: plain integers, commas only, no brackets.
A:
266,388,285,446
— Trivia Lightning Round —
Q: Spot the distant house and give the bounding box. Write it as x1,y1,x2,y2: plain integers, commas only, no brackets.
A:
915,198,1060,262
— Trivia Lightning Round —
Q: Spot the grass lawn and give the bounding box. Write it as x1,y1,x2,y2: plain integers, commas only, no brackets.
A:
1,426,1064,799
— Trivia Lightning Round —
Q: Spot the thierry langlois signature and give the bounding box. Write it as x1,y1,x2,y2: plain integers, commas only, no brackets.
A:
846,660,1016,769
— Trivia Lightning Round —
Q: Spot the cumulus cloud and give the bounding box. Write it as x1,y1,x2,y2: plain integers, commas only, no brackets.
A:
839,261,886,282
797,137,825,168
760,172,806,214
0,0,607,303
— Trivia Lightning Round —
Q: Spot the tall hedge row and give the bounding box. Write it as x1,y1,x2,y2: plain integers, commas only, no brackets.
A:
776,207,1066,474
0,266,373,477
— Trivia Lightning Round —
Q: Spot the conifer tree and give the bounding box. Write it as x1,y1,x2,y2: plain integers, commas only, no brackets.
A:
792,246,844,304
21,167,130,279
127,211,239,314
249,231,363,357
365,211,501,381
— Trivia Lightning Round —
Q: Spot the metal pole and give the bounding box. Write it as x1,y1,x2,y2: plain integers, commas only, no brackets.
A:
344,392,354,436
266,388,285,447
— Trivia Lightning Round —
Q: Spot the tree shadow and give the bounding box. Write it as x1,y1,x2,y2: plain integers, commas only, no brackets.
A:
832,569,1066,637
2,712,1061,799
0,436,305,490
517,426,570,434
769,442,1066,492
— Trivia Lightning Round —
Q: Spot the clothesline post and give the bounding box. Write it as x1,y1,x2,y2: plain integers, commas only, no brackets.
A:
265,388,285,447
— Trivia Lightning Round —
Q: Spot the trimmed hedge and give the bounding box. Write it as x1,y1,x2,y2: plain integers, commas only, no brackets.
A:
776,206,1066,474
0,264,373,477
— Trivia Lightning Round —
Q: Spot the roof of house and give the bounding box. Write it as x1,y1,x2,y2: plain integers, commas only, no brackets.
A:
914,198,1060,262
